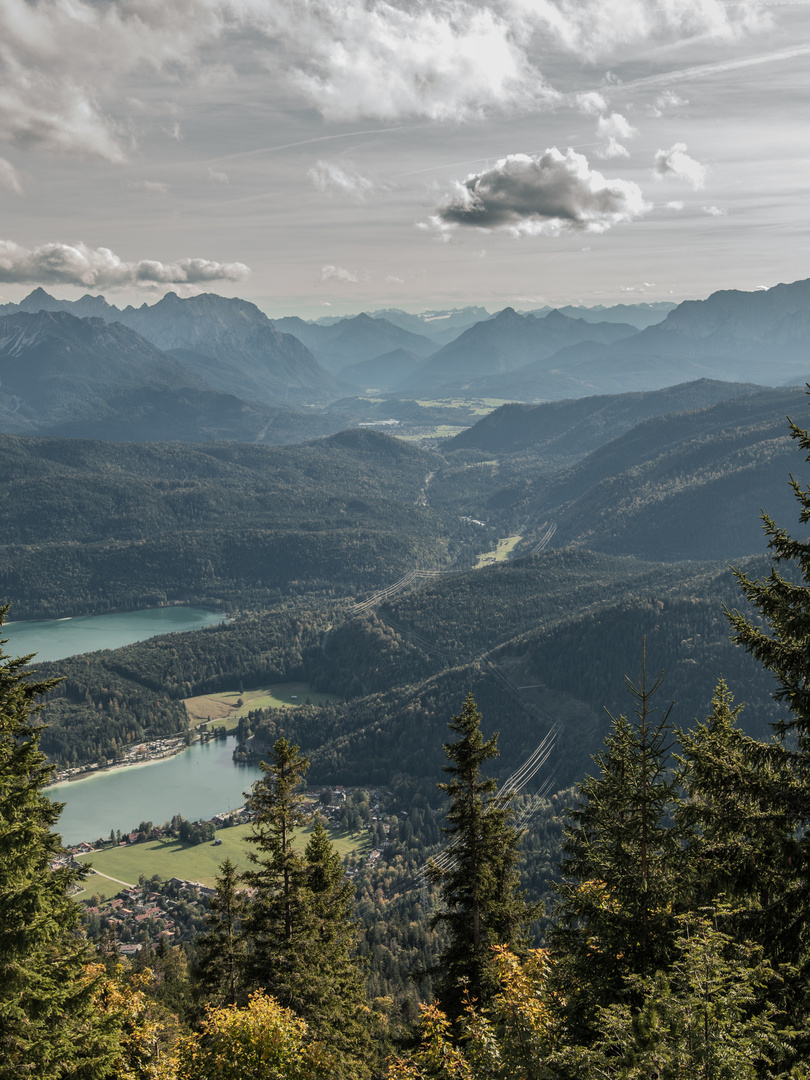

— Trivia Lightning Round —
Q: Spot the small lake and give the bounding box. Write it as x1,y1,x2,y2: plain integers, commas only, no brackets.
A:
4,606,228,663
47,738,264,846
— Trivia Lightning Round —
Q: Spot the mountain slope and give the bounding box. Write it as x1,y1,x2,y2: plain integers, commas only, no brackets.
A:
535,386,809,560
402,307,637,392
0,310,204,431
447,379,765,458
1,289,343,405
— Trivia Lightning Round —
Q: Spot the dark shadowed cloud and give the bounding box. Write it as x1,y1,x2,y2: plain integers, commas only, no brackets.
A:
429,149,650,237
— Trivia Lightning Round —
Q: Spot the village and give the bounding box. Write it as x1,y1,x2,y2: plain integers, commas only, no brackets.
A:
49,734,192,786
56,785,398,956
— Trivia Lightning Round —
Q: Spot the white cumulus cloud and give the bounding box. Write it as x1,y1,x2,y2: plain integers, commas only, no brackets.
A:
0,239,250,287
575,90,608,116
320,264,359,283
597,137,630,160
595,113,639,160
597,112,639,141
427,148,651,238
288,0,551,122
308,160,377,201
653,143,707,189
702,204,727,215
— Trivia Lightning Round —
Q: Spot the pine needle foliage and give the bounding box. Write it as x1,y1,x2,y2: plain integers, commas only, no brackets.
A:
428,693,538,1022
0,605,120,1078
241,738,373,1078
551,655,687,1048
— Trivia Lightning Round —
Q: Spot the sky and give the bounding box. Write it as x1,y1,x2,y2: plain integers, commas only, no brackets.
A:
0,0,809,318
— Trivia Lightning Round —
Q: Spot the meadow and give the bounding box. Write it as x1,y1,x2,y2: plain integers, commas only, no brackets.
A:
475,535,522,568
183,682,339,732
75,821,368,899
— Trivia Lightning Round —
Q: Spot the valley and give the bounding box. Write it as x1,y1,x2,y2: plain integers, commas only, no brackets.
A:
3,277,810,1039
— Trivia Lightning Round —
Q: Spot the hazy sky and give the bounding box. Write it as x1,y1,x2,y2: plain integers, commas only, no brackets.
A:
1,0,809,317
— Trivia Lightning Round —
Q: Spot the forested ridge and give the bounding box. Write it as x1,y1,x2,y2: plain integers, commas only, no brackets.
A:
0,430,458,618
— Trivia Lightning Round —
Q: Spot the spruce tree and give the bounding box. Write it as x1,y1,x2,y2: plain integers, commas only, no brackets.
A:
551,661,686,1049
0,607,119,1078
428,693,537,1021
241,738,372,1078
723,411,810,1041
302,819,375,1073
678,682,799,942
727,414,810,750
194,857,246,1008
242,737,313,1008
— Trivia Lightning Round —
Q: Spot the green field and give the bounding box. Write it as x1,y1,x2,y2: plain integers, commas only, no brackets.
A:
184,682,339,732
475,534,522,569
76,822,368,899
414,397,511,415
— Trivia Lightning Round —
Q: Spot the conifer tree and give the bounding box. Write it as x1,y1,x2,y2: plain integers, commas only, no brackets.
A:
727,414,810,751
194,857,246,1008
678,681,799,947
551,661,686,1048
302,819,376,1073
0,607,119,1078
723,411,810,1041
241,738,372,1078
428,693,537,1021
242,737,313,1008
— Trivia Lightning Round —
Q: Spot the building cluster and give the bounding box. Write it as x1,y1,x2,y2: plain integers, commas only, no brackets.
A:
50,735,188,785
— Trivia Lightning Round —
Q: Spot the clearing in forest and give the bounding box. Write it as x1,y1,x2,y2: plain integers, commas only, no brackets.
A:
183,683,338,731
475,535,522,568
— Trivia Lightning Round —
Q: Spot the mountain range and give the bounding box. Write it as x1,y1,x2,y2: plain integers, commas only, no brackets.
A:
2,277,810,441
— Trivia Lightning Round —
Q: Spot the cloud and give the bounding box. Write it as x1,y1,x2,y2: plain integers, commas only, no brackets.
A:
595,113,639,159
702,204,727,215
288,0,553,122
428,148,651,238
320,264,359,283
575,91,608,116
0,0,229,161
596,137,630,160
666,200,685,210
597,113,639,141
505,0,766,60
0,0,767,164
207,167,230,185
653,143,707,189
0,240,250,287
649,90,688,116
128,179,169,194
308,160,377,201
0,156,24,195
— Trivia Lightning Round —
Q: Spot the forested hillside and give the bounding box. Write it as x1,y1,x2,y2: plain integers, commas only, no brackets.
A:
0,430,456,618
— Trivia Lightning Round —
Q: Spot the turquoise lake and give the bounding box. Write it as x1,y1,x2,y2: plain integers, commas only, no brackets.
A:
47,738,263,846
2,605,255,846
4,606,228,663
